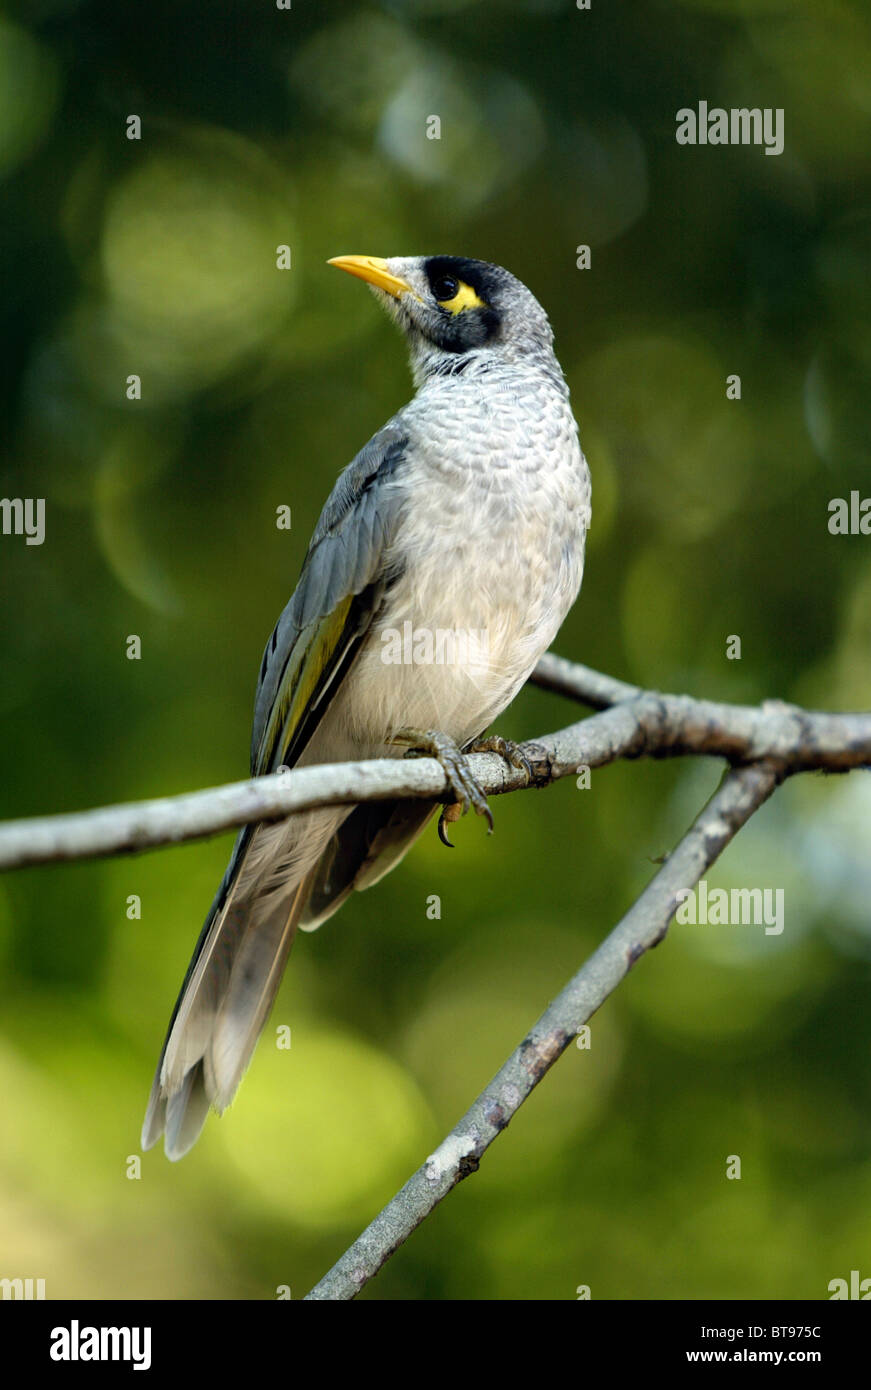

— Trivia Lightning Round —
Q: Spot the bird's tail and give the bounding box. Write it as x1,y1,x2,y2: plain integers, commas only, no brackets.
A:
141,809,342,1160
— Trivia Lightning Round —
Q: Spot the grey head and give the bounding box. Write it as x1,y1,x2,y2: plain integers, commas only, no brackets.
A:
328,253,558,386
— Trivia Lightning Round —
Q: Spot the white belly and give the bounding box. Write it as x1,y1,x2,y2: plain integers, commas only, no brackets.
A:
305,362,591,761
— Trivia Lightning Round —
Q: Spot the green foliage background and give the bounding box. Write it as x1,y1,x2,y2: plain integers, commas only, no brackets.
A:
1,0,870,1300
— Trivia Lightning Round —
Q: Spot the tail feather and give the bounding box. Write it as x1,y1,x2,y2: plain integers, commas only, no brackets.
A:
299,799,435,931
164,1063,210,1161
205,877,308,1110
142,812,343,1159
141,1071,167,1153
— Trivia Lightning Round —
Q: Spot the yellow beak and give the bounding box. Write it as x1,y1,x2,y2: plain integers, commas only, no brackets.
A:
327,254,414,300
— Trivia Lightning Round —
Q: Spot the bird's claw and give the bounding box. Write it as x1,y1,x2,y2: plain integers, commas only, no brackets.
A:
388,727,494,847
467,735,536,782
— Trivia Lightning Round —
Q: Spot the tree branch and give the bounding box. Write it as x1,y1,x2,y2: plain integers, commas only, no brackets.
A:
304,761,780,1299
0,659,868,871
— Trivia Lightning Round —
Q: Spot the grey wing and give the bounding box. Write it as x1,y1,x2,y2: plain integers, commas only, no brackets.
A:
251,422,409,776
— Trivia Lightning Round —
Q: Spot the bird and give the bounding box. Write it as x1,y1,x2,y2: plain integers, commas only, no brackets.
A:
141,254,592,1159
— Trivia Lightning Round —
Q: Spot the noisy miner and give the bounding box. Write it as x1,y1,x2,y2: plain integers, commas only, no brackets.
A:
142,254,592,1159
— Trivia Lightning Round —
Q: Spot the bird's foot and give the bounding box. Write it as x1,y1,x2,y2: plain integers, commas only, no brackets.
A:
388,727,493,847
467,734,536,781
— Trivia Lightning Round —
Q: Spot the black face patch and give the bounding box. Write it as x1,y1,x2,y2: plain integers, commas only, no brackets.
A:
423,256,502,353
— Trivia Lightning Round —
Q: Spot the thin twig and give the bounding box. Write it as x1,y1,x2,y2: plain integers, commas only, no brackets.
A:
529,653,641,708
304,761,780,1299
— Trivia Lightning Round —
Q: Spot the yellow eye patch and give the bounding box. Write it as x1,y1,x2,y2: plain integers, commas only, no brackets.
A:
436,279,489,314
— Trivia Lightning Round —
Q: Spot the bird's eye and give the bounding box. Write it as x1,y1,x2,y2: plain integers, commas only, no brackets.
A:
430,274,489,315
433,275,459,302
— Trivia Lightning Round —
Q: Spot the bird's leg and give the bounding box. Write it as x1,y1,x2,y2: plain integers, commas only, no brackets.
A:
388,727,494,847
466,734,536,782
